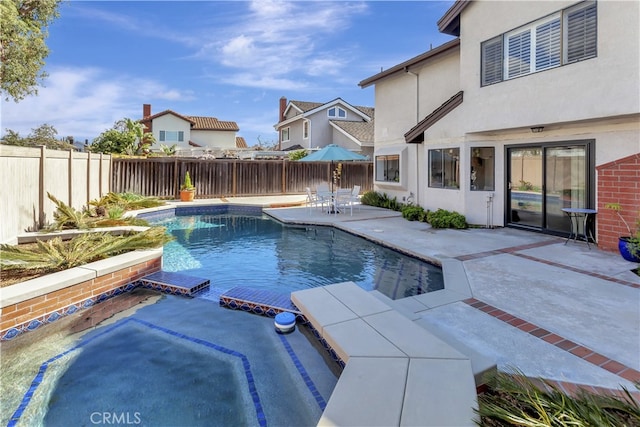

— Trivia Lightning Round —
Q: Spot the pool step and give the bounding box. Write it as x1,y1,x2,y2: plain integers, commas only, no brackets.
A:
139,271,210,296
220,286,302,317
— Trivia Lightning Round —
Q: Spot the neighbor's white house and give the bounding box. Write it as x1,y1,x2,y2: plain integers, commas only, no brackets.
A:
140,104,247,155
359,0,639,252
275,97,374,158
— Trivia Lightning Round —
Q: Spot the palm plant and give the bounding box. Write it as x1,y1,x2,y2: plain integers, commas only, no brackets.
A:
45,193,90,231
0,227,173,273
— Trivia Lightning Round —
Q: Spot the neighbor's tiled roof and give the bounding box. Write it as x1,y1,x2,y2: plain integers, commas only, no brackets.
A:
235,136,248,148
187,116,239,131
141,110,239,132
289,100,324,112
353,106,374,119
330,119,374,144
141,109,194,125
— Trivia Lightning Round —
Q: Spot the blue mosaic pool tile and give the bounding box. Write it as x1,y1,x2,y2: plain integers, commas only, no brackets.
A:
220,287,301,314
1,282,139,342
1,328,21,340
278,334,329,411
26,319,42,331
46,312,61,323
140,271,210,296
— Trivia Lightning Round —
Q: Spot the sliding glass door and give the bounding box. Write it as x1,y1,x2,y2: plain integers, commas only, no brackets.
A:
507,141,593,235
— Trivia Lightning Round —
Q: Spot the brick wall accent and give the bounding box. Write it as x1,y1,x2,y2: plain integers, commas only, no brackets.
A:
596,153,640,252
0,257,161,338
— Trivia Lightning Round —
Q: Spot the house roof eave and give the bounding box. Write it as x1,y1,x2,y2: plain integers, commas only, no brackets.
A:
404,91,464,143
359,38,461,88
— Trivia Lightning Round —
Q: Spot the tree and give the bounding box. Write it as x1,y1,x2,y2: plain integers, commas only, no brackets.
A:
1,123,75,150
89,119,155,155
0,0,63,102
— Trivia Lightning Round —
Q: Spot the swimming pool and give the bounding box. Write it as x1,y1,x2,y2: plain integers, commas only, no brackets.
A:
1,289,339,427
155,212,443,300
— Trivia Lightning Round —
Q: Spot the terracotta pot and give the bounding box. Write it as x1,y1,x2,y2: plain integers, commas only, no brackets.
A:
180,190,195,202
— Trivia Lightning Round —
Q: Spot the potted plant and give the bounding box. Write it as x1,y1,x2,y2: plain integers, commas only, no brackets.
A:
180,171,195,202
604,203,640,263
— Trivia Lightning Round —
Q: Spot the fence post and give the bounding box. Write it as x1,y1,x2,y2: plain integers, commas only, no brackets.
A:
68,149,74,206
173,158,179,199
282,158,286,194
233,160,237,197
39,146,46,228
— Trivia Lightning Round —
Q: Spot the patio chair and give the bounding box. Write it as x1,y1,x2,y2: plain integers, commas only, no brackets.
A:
305,187,326,214
316,183,334,213
335,188,354,216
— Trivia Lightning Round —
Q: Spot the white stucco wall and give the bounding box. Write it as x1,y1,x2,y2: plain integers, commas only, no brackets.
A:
191,130,237,149
373,45,460,202
152,115,192,150
370,0,639,227
459,1,640,132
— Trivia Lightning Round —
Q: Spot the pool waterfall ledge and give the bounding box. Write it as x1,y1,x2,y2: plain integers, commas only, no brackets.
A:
0,249,163,341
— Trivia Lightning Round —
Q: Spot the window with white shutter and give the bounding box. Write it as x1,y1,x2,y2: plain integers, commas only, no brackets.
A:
481,36,503,86
564,1,597,63
480,1,597,87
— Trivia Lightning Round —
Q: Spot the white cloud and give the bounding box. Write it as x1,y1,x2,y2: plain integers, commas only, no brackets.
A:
1,67,192,140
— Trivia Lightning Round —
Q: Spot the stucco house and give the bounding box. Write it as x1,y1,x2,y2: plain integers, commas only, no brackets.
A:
140,104,245,154
359,0,639,252
275,97,374,158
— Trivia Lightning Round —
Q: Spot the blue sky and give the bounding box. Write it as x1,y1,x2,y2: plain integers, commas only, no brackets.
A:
1,1,455,147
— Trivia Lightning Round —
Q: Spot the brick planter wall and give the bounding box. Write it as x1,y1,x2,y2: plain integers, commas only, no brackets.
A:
0,253,162,341
596,153,640,253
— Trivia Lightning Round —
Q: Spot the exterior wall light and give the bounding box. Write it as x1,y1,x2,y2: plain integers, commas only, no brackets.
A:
531,126,544,133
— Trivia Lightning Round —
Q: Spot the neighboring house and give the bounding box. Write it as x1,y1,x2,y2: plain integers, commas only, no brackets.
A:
359,0,640,252
140,104,243,153
275,97,374,158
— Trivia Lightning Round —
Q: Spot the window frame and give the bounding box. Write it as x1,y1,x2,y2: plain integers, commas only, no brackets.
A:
303,121,309,139
470,147,495,191
480,1,596,87
375,154,401,183
281,127,290,142
159,130,184,142
328,107,347,118
428,148,460,189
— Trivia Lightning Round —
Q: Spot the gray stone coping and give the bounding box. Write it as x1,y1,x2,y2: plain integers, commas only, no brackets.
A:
292,282,485,426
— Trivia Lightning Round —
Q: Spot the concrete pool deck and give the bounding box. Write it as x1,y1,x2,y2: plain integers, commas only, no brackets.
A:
192,195,639,395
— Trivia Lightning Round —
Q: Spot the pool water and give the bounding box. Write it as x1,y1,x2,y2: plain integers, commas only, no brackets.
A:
2,290,339,427
157,214,443,300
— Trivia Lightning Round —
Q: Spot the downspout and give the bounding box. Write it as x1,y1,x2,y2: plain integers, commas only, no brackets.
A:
405,67,420,205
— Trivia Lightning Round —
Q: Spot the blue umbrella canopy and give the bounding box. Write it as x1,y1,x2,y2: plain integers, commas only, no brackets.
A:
299,144,367,162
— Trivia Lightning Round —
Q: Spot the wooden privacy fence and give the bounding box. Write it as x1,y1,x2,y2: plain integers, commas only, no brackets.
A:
111,158,374,198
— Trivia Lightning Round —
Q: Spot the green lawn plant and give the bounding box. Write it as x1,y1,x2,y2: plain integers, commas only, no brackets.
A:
476,369,640,426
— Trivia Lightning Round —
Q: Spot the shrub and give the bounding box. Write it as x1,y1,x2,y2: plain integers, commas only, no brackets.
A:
361,191,384,207
288,149,308,161
401,205,425,221
426,209,468,229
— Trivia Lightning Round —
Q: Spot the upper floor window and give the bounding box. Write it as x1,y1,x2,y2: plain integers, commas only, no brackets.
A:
328,107,346,118
159,131,184,142
481,1,596,86
428,148,460,189
303,121,309,139
281,127,290,142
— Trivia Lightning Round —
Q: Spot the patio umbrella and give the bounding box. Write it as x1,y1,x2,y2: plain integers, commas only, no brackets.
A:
299,144,367,192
